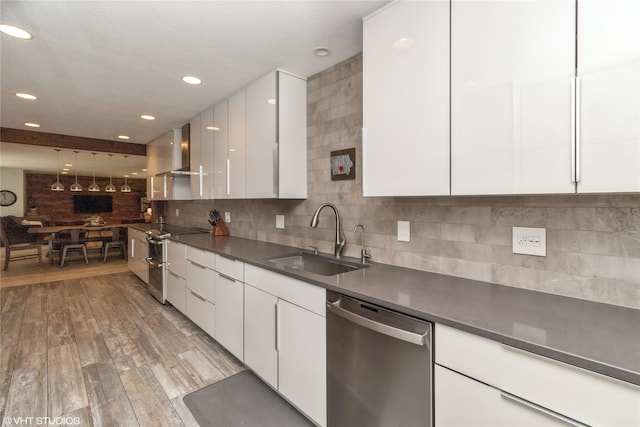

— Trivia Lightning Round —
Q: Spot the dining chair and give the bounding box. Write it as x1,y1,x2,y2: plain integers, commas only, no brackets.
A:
59,229,89,267
102,227,127,262
0,216,43,270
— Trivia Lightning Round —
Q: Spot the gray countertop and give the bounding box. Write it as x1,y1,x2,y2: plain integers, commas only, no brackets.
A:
167,232,640,386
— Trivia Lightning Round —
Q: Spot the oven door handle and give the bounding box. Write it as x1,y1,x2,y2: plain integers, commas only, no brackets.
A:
147,238,164,246
146,257,164,268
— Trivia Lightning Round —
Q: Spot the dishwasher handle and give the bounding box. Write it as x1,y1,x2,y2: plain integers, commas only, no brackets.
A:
327,298,430,346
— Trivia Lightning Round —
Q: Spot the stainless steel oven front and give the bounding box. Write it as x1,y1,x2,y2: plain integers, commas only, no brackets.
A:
146,234,167,304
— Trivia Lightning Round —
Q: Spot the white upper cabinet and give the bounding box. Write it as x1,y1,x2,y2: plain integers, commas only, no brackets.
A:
451,0,576,195
246,72,277,198
577,0,640,193
228,89,247,199
245,70,307,199
212,99,229,199
190,108,215,199
362,0,450,197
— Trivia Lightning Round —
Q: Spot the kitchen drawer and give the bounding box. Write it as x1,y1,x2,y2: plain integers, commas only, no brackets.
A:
186,260,216,303
186,288,215,337
215,254,244,282
436,324,640,426
435,365,564,426
245,264,325,316
167,270,186,313
186,246,215,270
167,240,187,277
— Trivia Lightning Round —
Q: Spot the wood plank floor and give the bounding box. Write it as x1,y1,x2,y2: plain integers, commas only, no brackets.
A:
0,269,246,426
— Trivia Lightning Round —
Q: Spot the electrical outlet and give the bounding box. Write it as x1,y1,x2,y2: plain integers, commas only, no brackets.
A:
397,221,410,242
276,215,285,229
225,211,231,223
512,227,546,256
175,209,179,217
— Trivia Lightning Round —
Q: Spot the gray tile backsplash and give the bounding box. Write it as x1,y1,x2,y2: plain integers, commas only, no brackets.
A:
167,54,640,309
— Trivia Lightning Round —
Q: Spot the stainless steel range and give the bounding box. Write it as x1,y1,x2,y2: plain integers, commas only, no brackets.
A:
145,225,207,304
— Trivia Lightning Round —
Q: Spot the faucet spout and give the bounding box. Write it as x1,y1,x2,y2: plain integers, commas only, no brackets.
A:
310,203,346,259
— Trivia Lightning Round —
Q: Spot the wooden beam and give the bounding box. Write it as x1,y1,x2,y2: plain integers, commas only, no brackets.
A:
0,127,146,156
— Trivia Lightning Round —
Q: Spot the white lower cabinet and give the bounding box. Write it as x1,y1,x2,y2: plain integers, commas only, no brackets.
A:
167,270,186,313
185,249,216,337
167,240,187,313
278,299,326,427
436,365,563,426
214,255,245,362
185,288,215,337
435,324,640,427
244,265,326,427
127,228,149,284
244,284,279,387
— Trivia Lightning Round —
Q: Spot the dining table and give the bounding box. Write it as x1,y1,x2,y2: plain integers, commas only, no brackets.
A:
28,223,135,264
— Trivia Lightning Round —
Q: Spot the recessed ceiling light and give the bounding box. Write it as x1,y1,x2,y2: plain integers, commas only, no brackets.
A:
132,172,138,176
393,38,415,50
16,92,37,100
0,24,32,40
65,163,72,167
313,47,331,57
206,126,220,131
142,168,148,172
25,122,40,128
62,168,70,171
118,135,130,140
61,171,68,175
182,76,202,85
141,115,155,120
266,98,276,105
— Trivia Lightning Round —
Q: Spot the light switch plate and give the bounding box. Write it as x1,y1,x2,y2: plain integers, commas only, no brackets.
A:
512,226,546,256
276,215,285,229
225,212,231,223
175,209,179,217
397,221,410,242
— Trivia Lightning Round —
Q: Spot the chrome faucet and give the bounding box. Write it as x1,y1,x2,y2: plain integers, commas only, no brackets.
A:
310,203,346,259
354,224,371,264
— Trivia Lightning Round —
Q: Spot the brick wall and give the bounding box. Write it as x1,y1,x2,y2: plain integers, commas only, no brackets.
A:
26,173,146,223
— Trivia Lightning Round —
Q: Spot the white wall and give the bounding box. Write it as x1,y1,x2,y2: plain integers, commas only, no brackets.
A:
0,168,25,217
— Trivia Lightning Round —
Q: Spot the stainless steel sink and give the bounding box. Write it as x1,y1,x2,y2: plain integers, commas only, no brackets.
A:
268,252,367,276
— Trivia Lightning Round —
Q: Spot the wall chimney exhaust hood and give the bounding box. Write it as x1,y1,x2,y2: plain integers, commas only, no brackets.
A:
159,123,191,177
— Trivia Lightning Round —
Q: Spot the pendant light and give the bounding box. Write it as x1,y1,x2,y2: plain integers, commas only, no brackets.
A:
51,148,65,191
105,154,117,192
88,152,101,192
120,155,132,193
70,151,83,192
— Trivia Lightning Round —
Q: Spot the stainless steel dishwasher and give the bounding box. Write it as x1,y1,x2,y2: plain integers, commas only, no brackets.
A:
327,291,433,427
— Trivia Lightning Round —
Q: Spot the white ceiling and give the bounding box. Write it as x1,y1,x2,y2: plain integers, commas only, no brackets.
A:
0,0,388,175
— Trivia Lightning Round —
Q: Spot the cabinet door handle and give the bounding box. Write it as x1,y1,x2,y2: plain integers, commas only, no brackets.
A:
199,164,204,197
217,272,236,282
273,145,278,196
226,159,231,196
575,77,581,184
168,270,180,279
131,238,135,257
190,290,207,302
189,261,207,270
500,391,587,427
275,301,281,352
570,77,577,184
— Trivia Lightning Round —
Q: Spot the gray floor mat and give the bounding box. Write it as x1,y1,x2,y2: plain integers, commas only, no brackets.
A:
183,370,315,427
